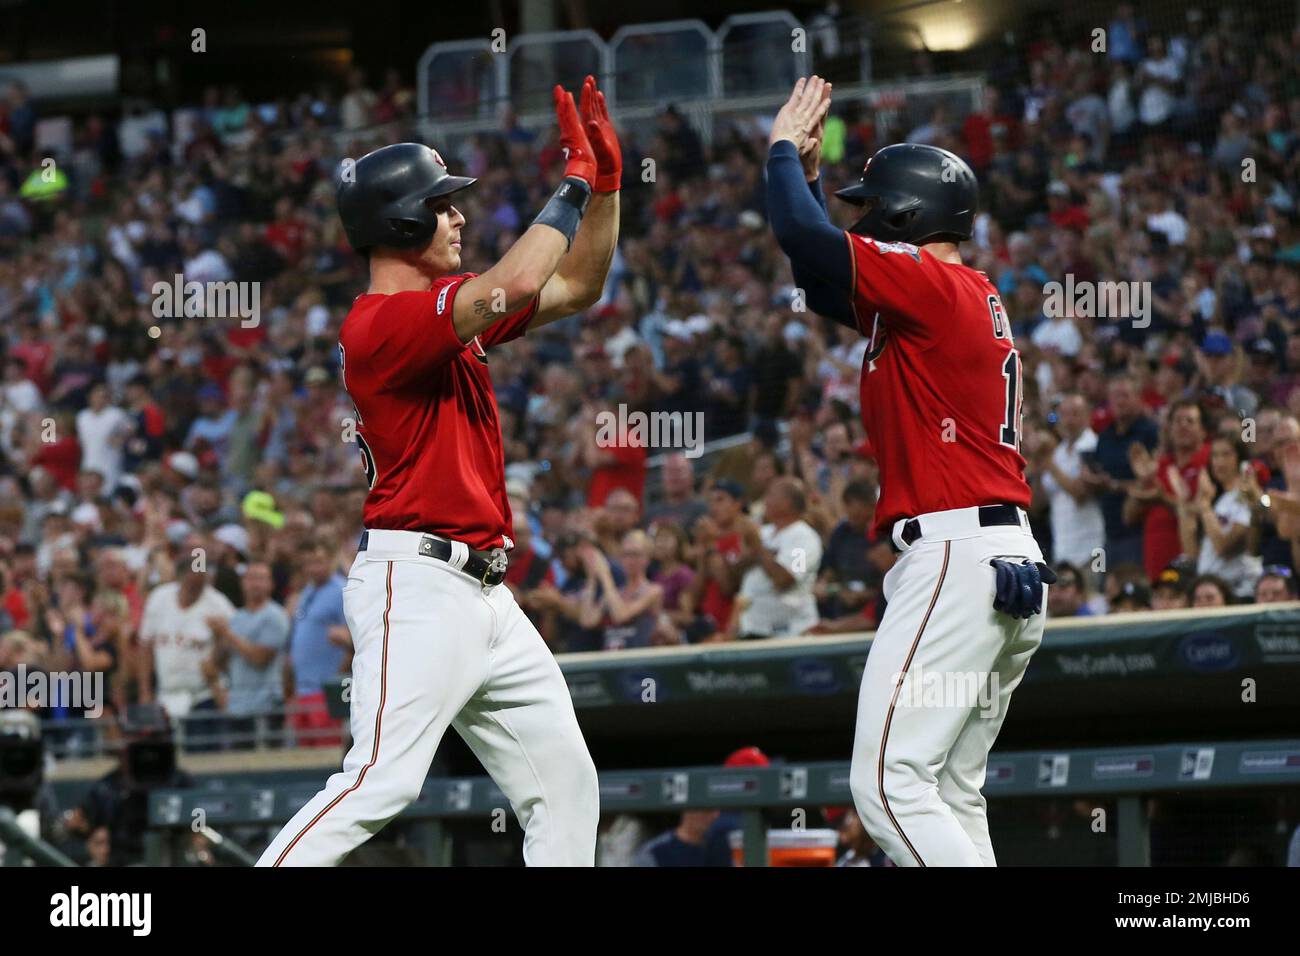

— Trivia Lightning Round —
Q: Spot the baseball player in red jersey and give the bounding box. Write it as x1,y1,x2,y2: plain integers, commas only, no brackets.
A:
767,78,1055,866
256,77,622,867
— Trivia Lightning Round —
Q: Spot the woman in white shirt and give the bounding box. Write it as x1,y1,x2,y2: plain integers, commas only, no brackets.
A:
1178,436,1262,599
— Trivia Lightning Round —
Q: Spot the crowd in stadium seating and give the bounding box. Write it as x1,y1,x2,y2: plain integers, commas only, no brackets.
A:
1,2,1300,764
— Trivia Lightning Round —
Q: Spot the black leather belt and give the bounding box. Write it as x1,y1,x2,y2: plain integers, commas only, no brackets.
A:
358,531,509,587
889,504,1023,554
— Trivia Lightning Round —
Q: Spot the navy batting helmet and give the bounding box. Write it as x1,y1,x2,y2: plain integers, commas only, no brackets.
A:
336,143,476,253
835,143,977,245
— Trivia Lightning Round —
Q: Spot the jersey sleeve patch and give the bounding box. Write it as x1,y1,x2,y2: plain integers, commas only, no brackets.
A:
860,236,921,261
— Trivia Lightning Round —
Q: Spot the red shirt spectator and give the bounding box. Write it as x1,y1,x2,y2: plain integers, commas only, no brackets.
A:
699,529,743,630
10,335,54,395
588,444,647,507
227,323,269,351
32,435,81,492
3,588,27,630
961,97,1020,170
265,199,306,265
1143,443,1210,578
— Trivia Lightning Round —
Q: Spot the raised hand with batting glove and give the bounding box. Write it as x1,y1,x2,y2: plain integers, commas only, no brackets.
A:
553,84,598,189
579,74,622,192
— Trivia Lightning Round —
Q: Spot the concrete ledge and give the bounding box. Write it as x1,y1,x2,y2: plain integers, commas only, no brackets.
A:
48,745,342,782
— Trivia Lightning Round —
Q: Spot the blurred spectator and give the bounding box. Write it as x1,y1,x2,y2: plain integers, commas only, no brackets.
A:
504,510,555,625
577,404,648,508
530,532,619,653
1047,563,1093,617
835,807,892,867
340,69,378,131
644,453,706,532
285,542,347,747
207,561,288,749
633,809,730,867
137,556,235,721
1151,564,1191,610
1123,398,1209,579
1179,436,1262,598
1197,333,1258,419
65,704,192,865
1190,574,1233,608
650,523,701,643
736,477,822,639
814,479,882,630
1255,566,1298,604
1088,375,1158,567
1110,580,1152,613
579,531,665,652
703,335,753,439
687,481,751,640
1028,394,1105,568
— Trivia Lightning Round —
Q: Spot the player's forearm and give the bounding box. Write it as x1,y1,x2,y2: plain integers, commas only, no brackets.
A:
767,140,852,287
530,192,620,330
564,190,619,291
456,224,569,340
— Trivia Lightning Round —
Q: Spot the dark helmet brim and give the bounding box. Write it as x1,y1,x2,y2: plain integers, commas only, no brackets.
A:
427,175,477,199
834,182,871,206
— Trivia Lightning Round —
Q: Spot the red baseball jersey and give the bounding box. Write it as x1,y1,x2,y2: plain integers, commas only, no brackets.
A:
337,275,537,550
846,235,1031,537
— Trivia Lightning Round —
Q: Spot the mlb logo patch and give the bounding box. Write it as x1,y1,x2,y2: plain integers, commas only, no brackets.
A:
866,238,921,261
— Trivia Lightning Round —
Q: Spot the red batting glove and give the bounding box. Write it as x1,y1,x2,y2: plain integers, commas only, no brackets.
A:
553,85,598,189
579,75,623,193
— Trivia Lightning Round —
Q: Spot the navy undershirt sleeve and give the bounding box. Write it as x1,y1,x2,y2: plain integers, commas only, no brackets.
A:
766,140,856,329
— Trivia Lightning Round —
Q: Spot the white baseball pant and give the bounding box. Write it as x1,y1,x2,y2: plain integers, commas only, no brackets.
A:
257,530,600,866
849,507,1047,867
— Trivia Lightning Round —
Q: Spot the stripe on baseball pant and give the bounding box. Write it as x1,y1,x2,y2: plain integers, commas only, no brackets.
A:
255,547,599,866
877,540,949,867
273,561,393,866
849,529,1046,867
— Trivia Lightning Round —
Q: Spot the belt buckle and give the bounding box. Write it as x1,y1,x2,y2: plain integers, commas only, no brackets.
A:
481,547,509,589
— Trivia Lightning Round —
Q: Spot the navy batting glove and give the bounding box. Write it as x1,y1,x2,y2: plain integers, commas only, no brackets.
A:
991,559,1054,619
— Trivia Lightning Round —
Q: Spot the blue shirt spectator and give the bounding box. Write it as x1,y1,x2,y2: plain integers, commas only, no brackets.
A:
289,565,347,696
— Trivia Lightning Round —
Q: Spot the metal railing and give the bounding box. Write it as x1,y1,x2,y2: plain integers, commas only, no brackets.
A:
39,701,345,762
0,807,78,867
144,738,1300,866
